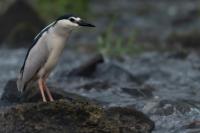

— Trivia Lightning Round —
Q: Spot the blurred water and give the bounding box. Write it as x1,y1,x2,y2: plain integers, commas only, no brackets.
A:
0,49,200,133
0,49,25,95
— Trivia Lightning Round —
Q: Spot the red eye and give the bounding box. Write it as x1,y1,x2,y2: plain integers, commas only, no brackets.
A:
69,18,75,22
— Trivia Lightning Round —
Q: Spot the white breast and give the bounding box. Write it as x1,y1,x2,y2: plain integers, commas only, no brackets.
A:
38,26,69,77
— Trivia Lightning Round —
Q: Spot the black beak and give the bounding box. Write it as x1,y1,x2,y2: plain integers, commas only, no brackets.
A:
77,20,95,27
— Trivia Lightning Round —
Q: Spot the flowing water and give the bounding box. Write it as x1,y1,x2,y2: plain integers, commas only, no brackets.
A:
1,48,200,133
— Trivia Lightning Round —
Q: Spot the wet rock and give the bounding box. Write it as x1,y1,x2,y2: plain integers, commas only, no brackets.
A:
152,99,200,116
171,8,199,26
1,79,94,105
166,51,189,60
122,85,155,98
66,54,140,83
184,121,200,129
73,80,112,91
66,61,145,86
68,54,104,77
106,107,155,133
92,63,143,84
0,79,155,133
167,30,200,49
60,55,144,90
1,79,21,104
0,100,118,133
0,100,155,133
182,121,200,133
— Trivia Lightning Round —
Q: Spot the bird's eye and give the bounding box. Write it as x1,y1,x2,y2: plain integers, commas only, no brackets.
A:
69,18,75,22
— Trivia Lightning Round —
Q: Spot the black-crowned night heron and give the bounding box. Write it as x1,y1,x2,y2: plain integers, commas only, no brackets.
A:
17,14,95,102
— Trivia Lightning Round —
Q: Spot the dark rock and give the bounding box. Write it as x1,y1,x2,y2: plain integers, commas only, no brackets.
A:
166,51,189,60
122,85,155,98
74,80,112,91
0,79,155,133
69,62,144,84
184,121,200,129
60,60,145,93
171,8,199,26
68,54,104,77
1,79,94,105
63,56,144,88
167,31,200,49
1,79,21,104
152,99,200,116
0,0,45,48
0,100,155,133
91,63,144,84
106,107,155,133
0,100,118,133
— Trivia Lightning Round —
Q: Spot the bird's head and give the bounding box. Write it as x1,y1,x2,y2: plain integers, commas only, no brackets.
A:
56,14,95,30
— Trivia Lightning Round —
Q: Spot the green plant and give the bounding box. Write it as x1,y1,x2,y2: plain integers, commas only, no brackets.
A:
97,23,144,57
34,0,90,21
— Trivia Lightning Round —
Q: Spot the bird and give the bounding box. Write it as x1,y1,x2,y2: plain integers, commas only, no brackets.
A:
17,14,95,102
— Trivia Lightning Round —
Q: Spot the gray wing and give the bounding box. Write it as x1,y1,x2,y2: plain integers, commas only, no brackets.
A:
17,41,49,92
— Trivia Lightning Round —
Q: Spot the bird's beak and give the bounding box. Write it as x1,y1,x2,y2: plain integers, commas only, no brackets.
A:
77,20,95,27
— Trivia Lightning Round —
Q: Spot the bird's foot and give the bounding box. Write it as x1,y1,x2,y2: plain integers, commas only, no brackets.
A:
45,85,54,102
42,79,54,102
38,79,47,102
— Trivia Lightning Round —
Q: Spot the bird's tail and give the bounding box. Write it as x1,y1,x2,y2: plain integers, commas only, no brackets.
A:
17,74,25,93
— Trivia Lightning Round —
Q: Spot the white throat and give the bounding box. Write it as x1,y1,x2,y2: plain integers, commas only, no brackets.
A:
52,22,73,37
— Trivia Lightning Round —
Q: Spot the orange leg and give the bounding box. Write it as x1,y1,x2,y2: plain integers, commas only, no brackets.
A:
42,80,54,102
38,78,47,102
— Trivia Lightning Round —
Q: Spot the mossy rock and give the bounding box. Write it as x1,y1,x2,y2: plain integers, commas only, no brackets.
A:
0,79,154,133
0,100,119,133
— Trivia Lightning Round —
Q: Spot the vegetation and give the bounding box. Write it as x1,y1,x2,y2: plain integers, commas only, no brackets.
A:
97,22,144,57
34,0,90,21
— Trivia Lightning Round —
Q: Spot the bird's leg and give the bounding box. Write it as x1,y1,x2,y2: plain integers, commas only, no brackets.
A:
42,79,54,102
38,78,47,102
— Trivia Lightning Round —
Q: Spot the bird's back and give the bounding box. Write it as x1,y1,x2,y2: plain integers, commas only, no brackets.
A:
17,22,57,92
17,34,49,92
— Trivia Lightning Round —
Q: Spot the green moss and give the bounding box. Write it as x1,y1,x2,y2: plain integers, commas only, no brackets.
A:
0,100,119,133
97,21,144,58
34,0,90,21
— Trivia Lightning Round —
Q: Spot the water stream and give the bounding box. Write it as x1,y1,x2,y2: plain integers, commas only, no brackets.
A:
1,49,200,133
